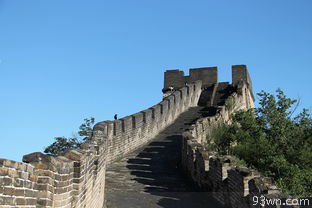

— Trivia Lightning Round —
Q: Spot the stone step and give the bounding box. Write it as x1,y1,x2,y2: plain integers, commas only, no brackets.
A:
105,107,222,208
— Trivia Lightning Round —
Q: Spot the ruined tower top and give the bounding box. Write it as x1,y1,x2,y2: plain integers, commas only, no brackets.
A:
163,65,254,100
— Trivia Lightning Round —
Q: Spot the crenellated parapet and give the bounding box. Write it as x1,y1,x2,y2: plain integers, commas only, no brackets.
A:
0,77,203,208
232,65,254,101
180,80,310,207
0,140,106,208
181,131,302,208
92,80,202,164
163,67,218,92
0,65,262,207
163,65,254,97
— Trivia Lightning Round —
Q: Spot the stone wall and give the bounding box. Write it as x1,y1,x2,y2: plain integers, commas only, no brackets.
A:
93,80,202,164
0,80,202,208
232,65,254,100
0,135,106,208
189,67,218,87
163,67,219,92
190,81,254,145
181,83,311,208
163,70,185,91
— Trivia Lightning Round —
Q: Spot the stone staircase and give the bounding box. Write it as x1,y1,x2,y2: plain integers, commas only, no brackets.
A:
105,107,223,208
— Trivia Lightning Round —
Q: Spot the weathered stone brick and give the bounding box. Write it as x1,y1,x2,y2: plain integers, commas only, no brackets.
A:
26,197,37,205
14,188,25,196
18,171,29,180
26,164,34,173
0,195,15,205
3,187,15,196
7,169,18,178
17,163,26,172
14,178,25,187
37,190,53,200
0,177,13,186
37,199,53,206
25,189,36,198
0,167,8,176
25,180,33,189
16,197,27,205
37,177,53,184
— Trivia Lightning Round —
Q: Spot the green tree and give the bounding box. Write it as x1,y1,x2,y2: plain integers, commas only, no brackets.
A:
44,117,95,156
43,137,80,156
213,89,312,196
78,117,95,141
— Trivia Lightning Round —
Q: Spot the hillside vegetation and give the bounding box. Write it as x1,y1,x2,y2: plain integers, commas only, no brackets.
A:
213,89,312,196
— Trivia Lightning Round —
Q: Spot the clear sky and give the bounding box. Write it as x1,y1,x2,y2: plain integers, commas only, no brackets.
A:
0,0,311,162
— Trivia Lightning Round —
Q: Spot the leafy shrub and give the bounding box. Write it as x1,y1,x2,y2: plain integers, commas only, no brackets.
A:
211,89,312,196
44,117,95,156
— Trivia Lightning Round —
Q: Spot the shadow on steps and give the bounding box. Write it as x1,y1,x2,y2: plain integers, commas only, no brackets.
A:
126,135,223,208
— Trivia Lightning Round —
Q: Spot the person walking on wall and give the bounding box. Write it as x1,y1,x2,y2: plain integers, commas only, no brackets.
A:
114,114,118,120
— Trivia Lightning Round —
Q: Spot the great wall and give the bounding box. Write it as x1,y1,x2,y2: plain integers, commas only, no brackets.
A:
0,65,310,207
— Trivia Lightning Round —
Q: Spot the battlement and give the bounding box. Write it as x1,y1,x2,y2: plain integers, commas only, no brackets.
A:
180,89,304,208
232,65,254,100
93,80,202,164
163,67,217,92
163,65,253,99
232,64,252,87
0,80,203,208
0,65,257,208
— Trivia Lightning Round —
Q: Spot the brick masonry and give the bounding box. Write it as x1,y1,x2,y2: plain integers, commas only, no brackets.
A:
2,65,309,208
180,80,311,207
0,78,202,208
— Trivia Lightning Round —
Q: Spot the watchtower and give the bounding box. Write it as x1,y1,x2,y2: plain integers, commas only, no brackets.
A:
163,67,218,93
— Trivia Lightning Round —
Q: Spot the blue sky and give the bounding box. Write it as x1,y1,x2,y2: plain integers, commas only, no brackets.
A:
0,0,311,161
